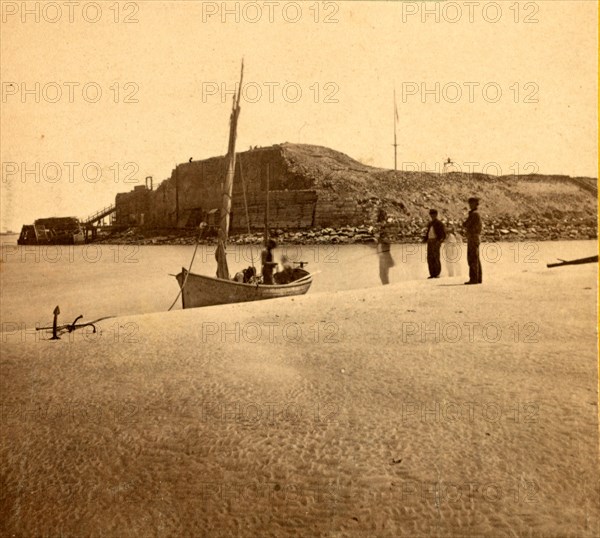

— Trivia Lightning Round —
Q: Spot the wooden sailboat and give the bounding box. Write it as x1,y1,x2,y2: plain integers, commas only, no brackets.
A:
174,61,313,309
175,268,313,309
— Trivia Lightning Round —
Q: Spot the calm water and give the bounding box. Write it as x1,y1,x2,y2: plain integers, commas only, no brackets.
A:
0,234,597,329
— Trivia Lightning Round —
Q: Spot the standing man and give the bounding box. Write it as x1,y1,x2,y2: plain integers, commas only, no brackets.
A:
463,197,483,284
377,232,395,285
261,238,278,285
423,209,446,278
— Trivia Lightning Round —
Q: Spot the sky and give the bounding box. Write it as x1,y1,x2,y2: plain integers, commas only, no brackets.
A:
1,0,598,232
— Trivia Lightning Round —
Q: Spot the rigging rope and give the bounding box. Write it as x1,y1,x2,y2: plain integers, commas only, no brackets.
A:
167,231,203,311
238,153,255,270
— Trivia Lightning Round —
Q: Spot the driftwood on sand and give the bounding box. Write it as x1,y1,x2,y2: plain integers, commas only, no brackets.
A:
547,255,598,268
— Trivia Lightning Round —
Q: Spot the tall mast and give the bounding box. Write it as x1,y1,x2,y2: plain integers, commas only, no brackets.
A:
264,164,270,243
216,59,244,280
393,88,399,172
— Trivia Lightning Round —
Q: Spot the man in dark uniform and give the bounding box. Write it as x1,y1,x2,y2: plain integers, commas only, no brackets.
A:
423,209,446,278
463,197,483,284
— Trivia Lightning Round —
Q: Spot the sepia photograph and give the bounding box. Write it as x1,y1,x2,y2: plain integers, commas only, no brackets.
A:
1,1,598,536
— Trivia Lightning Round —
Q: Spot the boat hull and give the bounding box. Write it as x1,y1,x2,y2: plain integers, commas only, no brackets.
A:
175,268,313,309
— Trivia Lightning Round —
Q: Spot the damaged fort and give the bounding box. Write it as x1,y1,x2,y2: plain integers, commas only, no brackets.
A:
18,143,598,245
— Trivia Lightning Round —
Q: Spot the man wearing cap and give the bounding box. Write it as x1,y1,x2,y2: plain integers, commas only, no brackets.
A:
463,197,483,284
423,209,446,278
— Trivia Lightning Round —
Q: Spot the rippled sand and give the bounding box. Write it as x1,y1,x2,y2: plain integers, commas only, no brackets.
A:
1,264,598,537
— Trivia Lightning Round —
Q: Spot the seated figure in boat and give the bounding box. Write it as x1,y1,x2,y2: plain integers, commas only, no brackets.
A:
273,257,310,284
233,266,257,284
274,255,295,284
261,239,278,285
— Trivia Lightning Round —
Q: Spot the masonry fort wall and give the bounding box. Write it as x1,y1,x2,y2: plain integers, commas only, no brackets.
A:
114,145,370,230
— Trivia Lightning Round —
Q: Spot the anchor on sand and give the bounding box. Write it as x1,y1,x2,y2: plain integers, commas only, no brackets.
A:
37,306,114,340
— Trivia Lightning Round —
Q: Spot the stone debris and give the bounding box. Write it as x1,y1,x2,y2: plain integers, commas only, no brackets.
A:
95,213,597,246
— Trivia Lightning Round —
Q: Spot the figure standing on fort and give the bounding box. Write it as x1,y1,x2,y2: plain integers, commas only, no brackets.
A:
423,209,446,278
443,157,455,174
463,197,483,284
